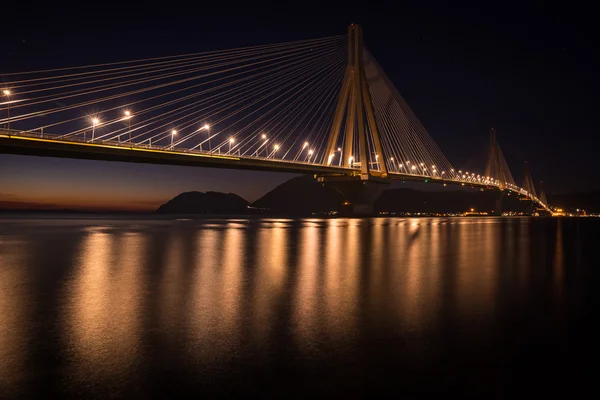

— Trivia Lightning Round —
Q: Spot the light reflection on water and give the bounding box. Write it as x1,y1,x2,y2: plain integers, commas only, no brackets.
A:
0,216,596,397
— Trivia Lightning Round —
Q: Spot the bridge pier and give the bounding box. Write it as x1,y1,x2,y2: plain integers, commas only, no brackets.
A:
493,190,506,216
317,175,390,216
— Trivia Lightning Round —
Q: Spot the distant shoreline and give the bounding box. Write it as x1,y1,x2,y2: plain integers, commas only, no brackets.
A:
0,211,561,221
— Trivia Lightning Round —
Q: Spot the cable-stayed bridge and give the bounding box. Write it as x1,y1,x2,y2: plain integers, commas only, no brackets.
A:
0,24,548,214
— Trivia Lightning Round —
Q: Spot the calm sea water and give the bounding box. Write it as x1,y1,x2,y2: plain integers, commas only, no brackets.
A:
0,216,597,398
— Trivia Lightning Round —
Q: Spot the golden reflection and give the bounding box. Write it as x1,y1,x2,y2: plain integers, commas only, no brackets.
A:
292,222,322,345
368,218,385,302
250,220,289,346
187,229,223,352
322,218,360,340
324,218,342,326
403,219,427,329
0,239,29,391
455,219,499,320
158,228,185,340
187,224,246,360
221,225,244,334
64,230,145,383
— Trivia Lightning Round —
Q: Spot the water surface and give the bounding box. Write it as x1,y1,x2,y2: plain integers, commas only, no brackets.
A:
0,216,597,397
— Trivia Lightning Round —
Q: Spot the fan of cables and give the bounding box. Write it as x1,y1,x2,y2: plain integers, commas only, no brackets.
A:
0,35,347,163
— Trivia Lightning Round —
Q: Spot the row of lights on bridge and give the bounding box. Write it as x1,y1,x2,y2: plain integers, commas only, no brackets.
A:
89,112,294,155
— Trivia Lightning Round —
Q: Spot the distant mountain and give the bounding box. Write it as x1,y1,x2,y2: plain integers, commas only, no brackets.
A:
157,191,249,214
251,175,343,215
155,184,598,216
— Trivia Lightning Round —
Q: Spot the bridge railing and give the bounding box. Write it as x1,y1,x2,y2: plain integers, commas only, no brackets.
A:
0,128,330,166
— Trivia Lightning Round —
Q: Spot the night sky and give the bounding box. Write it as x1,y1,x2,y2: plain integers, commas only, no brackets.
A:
1,5,596,211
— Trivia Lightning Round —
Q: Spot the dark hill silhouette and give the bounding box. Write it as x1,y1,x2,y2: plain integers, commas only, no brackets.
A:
157,191,249,214
251,175,342,215
155,181,597,216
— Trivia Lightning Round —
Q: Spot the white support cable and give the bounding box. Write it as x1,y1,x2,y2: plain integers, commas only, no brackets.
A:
13,37,345,93
95,47,337,144
0,35,345,80
212,57,345,156
186,50,345,152
289,77,343,162
200,50,345,153
265,61,346,160
1,41,344,126
366,47,457,178
8,38,343,110
35,42,344,135
255,59,345,154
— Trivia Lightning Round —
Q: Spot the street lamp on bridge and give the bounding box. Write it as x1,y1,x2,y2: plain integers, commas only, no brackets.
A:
171,129,177,149
91,117,100,141
271,144,279,159
123,110,132,144
229,137,235,154
252,133,268,157
199,124,209,151
2,89,10,131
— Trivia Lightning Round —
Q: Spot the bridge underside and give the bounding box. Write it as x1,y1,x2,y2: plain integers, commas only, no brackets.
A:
0,134,494,189
0,134,350,176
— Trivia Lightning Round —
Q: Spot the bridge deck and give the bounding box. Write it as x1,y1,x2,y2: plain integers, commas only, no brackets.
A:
0,132,488,189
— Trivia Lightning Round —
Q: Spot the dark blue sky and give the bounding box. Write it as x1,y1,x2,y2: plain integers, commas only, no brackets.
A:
1,4,596,210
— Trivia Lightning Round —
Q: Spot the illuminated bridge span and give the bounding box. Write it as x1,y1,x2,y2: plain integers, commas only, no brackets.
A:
0,25,548,214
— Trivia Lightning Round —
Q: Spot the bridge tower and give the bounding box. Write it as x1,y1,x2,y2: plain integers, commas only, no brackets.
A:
322,24,388,178
538,181,548,206
484,128,516,215
520,161,537,200
317,24,390,215
485,128,515,191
